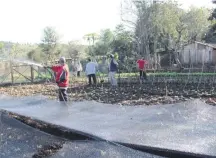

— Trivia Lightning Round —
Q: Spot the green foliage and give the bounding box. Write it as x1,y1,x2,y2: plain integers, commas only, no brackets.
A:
27,47,44,62
131,0,211,58
93,29,114,56
183,7,210,42
83,33,99,45
100,29,114,43
66,41,87,59
40,26,60,61
205,7,216,42
114,52,119,60
112,24,133,58
0,42,4,49
85,24,133,62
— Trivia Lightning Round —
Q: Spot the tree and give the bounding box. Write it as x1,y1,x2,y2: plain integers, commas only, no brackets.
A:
40,26,60,61
0,42,4,57
85,25,133,60
183,7,210,43
121,0,211,68
93,29,114,56
66,41,87,59
83,33,99,57
83,33,99,45
112,24,133,60
205,7,216,42
27,47,44,62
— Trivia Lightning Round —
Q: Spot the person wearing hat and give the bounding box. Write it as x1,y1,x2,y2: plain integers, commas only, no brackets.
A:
109,54,118,86
46,57,69,102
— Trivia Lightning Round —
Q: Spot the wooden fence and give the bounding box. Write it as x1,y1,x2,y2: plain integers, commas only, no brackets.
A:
0,61,53,86
1,59,216,86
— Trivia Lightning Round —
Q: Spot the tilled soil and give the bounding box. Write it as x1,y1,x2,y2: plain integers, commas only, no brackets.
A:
1,82,216,106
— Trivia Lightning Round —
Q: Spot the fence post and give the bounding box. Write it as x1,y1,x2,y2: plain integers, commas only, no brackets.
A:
10,61,14,84
31,65,34,83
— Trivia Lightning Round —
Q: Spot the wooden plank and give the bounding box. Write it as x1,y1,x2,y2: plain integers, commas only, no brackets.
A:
31,67,44,78
10,61,14,84
12,65,31,67
31,66,34,83
13,69,31,82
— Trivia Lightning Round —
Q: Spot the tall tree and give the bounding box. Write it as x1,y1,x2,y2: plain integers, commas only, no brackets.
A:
83,33,99,45
40,26,60,61
112,24,133,59
122,0,211,68
184,7,210,43
205,6,216,43
83,33,99,56
66,41,87,59
94,29,114,56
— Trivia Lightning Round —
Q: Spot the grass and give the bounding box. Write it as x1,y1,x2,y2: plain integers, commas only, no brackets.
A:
1,71,216,84
96,72,216,77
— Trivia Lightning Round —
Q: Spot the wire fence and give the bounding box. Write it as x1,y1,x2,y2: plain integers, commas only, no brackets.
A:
1,59,216,88
1,59,216,104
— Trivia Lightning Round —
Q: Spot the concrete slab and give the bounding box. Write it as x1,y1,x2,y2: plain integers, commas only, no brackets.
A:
0,95,216,156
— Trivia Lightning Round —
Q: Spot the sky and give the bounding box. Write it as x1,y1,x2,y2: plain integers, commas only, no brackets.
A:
0,0,214,43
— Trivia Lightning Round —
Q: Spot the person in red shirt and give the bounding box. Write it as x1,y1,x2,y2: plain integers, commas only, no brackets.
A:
45,57,69,102
136,58,148,82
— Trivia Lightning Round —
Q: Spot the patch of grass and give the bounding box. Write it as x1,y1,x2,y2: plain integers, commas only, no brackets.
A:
118,72,216,77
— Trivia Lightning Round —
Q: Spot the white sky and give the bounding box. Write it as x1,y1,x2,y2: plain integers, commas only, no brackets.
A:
0,0,214,43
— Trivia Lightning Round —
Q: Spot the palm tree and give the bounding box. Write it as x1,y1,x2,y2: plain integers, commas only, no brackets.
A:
83,33,99,46
83,33,99,56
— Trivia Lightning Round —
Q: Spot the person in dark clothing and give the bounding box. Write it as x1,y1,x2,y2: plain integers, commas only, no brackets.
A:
109,54,118,86
88,74,97,85
139,70,147,80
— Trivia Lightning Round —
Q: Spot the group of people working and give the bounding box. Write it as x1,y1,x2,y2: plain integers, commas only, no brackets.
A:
46,56,148,102
85,54,118,86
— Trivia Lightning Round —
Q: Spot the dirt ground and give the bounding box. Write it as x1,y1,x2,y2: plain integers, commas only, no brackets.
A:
1,82,216,106
2,82,216,157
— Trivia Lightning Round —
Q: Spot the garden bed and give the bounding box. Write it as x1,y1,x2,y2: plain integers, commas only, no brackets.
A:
1,82,216,106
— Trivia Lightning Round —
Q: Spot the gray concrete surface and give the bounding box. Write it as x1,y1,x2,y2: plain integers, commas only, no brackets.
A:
0,95,216,156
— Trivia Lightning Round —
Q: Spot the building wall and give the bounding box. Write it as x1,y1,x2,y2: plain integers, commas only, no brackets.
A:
212,49,216,63
180,42,214,65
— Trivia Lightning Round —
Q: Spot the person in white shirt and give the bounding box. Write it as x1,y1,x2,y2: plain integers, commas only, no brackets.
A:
85,58,98,85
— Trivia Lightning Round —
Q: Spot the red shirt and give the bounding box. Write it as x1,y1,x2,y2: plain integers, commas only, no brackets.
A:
137,59,147,70
51,64,69,88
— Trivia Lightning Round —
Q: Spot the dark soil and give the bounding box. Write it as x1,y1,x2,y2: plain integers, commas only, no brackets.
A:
67,82,216,105
1,82,216,106
2,82,216,157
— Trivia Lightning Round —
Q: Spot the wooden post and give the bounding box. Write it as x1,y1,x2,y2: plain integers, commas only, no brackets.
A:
31,65,34,83
10,61,14,84
10,61,13,83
